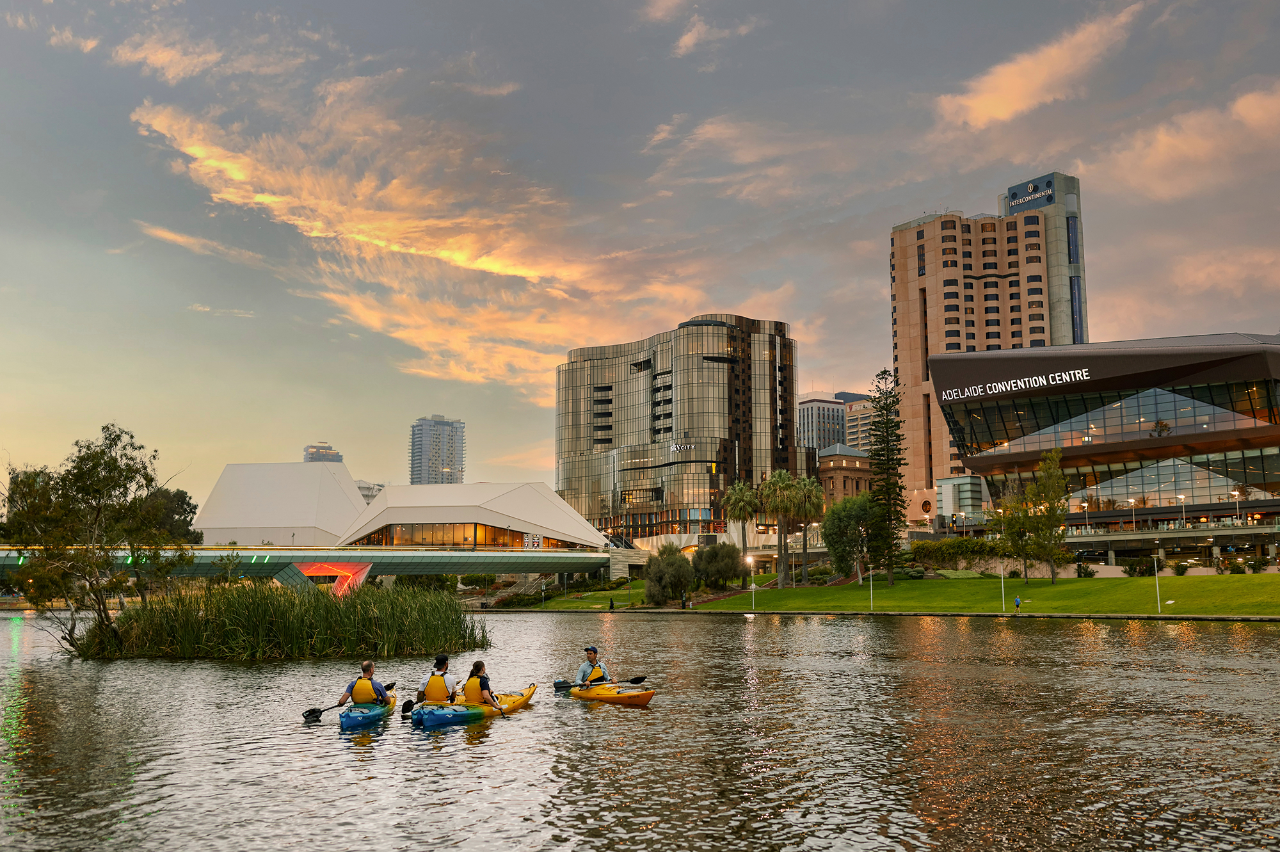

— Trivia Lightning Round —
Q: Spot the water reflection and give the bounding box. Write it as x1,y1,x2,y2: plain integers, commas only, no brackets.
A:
0,613,1278,851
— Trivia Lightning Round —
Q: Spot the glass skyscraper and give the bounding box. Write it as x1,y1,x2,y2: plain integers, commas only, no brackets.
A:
555,314,812,541
409,415,465,484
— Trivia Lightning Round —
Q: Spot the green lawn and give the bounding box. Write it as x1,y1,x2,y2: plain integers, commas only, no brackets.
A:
695,574,1280,616
535,581,646,610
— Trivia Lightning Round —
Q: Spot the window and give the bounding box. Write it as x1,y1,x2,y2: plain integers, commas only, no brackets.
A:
981,223,996,232
1024,216,1039,225
941,220,956,230
1024,230,1040,238
942,235,957,243
1009,293,1020,301
942,247,957,255
942,259,958,267
985,319,1000,326
962,251,972,258
1028,301,1043,309
890,237,895,247
1008,279,1020,287
963,282,973,289
943,278,959,287
945,330,960,338
963,263,972,270
1029,313,1044,321
966,346,976,351
944,304,959,312
986,332,1001,339
943,291,959,299
964,307,974,315
961,224,971,234
985,307,1000,314
964,320,975,327
965,333,976,340
983,250,997,257
917,229,925,240
984,294,999,301
945,343,961,351
1030,339,1046,347
983,262,997,269
984,281,999,288
1011,331,1023,338
1025,243,1041,251
944,317,959,325
1007,249,1019,256
1006,221,1017,231
1030,326,1045,334
1010,318,1021,325
986,345,1001,350
982,237,996,245
964,295,974,302
1027,287,1044,295
1006,236,1018,244
1012,343,1023,348
1026,275,1042,283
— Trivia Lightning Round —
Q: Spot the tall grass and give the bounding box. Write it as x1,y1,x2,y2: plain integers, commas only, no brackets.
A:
79,584,488,660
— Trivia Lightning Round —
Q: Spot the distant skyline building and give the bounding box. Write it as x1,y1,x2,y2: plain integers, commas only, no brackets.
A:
891,171,1088,521
844,398,874,452
798,391,851,450
556,313,813,547
302,442,343,463
410,415,466,485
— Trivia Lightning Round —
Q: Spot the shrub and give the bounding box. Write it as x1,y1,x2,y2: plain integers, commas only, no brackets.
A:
936,569,982,579
645,544,693,606
1074,563,1097,578
691,542,747,591
1229,565,1247,575
1247,559,1269,574
460,574,497,589
1007,568,1021,579
907,568,925,580
396,573,458,591
1172,561,1190,576
911,537,1010,572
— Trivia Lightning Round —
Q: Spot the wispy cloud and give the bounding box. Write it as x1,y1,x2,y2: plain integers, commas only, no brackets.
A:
4,12,34,31
48,26,99,53
187,303,256,318
486,439,554,470
136,221,268,268
935,3,1146,130
641,0,688,23
672,14,757,58
112,24,223,84
1081,79,1280,200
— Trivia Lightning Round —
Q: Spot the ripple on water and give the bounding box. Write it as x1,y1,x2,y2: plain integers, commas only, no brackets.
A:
1,613,1279,851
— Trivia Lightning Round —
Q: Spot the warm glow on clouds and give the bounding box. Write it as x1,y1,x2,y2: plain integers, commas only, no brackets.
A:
486,439,555,472
112,25,223,84
136,221,268,268
935,3,1145,130
1083,80,1280,200
672,14,757,58
48,26,98,53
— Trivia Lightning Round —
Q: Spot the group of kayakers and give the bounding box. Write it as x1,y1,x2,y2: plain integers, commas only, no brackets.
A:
337,647,613,712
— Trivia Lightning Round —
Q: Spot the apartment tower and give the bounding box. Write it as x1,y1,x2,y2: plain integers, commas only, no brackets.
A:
409,415,466,484
890,172,1088,521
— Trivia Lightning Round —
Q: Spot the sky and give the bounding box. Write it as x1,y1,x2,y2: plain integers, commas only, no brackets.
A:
2,0,1279,506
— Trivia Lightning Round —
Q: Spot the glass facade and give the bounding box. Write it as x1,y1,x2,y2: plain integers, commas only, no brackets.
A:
349,522,584,550
942,380,1280,510
556,314,812,539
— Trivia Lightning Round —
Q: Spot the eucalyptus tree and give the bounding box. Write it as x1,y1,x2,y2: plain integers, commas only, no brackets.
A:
759,469,798,585
822,493,873,583
1027,448,1070,585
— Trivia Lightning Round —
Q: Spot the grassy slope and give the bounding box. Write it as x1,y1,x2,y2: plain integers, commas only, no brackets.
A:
695,574,1280,616
533,574,783,610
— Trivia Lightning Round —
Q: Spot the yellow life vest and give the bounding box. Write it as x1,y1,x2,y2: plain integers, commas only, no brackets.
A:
464,676,483,703
422,672,451,701
351,676,378,704
586,665,603,683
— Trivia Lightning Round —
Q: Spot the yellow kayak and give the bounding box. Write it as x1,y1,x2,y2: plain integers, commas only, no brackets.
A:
569,683,655,707
415,683,537,720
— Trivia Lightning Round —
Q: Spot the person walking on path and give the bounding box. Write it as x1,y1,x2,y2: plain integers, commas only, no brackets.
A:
1014,595,1022,614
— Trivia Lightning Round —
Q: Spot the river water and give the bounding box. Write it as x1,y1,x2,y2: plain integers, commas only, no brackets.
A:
3,611,1279,851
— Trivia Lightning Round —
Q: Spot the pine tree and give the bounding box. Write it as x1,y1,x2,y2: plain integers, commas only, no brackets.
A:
866,369,907,585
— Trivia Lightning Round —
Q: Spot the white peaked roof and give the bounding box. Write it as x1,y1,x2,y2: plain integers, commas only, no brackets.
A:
338,482,608,548
195,462,368,538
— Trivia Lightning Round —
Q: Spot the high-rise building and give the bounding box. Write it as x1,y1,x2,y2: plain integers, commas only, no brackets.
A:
890,171,1088,521
556,314,813,545
844,398,874,452
798,391,849,450
409,415,465,484
302,442,343,463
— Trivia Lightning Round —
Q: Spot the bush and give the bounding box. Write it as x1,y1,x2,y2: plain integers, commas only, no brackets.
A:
1008,568,1021,579
1172,561,1190,576
936,569,981,579
907,568,925,580
692,542,746,591
1229,565,1247,574
396,573,458,591
1247,559,1269,574
1074,563,1097,578
460,574,498,589
911,537,1010,571
810,564,834,579
645,544,693,606
1119,557,1162,577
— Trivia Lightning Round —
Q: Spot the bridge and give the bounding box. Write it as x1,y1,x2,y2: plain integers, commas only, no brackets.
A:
0,545,644,593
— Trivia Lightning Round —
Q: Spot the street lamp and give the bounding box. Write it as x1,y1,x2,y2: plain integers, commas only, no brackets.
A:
1177,495,1186,528
1230,491,1241,524
746,556,755,610
1129,499,1138,532
1153,538,1162,615
959,512,966,537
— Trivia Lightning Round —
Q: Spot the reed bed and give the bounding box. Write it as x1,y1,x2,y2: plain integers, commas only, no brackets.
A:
80,584,488,660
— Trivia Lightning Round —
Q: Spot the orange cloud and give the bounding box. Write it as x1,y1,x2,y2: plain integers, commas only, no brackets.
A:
48,26,98,53
136,221,268,268
672,14,757,58
112,25,223,84
935,3,1145,130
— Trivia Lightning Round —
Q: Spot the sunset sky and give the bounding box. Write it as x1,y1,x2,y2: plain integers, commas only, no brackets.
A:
2,0,1278,505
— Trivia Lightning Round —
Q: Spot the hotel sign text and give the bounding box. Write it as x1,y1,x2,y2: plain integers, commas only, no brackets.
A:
939,368,1091,402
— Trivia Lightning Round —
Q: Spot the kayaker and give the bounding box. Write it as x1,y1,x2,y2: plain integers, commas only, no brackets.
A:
338,660,389,707
575,646,616,686
417,654,458,704
463,660,502,711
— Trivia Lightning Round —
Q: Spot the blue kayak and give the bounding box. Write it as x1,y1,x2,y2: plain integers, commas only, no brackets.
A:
338,689,397,731
411,703,488,728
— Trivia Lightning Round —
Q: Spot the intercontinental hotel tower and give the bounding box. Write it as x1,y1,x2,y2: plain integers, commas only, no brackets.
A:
556,315,812,544
891,171,1089,522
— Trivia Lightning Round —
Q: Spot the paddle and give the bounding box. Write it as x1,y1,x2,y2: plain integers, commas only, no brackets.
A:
554,675,646,692
304,681,398,722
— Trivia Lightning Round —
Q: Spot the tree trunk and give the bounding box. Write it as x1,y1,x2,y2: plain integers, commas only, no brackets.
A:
776,518,787,585
740,520,750,589
801,527,809,585
855,555,864,585
1050,561,1057,585
1023,555,1029,584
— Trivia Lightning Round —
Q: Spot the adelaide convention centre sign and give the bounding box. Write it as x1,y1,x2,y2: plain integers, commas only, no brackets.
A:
938,368,1092,402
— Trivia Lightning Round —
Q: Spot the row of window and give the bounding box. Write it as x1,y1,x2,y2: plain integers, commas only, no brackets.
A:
945,340,1047,351
932,215,1040,235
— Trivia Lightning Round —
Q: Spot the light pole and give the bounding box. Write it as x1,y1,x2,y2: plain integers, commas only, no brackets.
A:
747,556,755,610
1177,495,1186,528
1129,499,1138,532
959,512,966,537
1231,491,1241,524
1154,538,1162,614
1082,496,1090,529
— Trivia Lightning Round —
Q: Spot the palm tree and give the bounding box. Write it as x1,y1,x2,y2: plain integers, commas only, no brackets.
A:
793,476,826,584
723,480,761,587
759,469,797,585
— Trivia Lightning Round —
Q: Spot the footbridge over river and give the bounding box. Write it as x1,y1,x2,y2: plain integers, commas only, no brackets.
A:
0,546,645,593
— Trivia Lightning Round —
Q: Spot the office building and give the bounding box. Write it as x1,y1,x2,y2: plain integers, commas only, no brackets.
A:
891,171,1088,521
818,444,872,508
555,313,813,547
930,333,1280,535
798,391,849,450
410,415,465,485
302,442,343,463
845,398,874,452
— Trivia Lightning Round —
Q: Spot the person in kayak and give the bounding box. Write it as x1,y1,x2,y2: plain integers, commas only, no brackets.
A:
417,654,458,704
575,646,616,686
463,661,502,711
338,660,390,707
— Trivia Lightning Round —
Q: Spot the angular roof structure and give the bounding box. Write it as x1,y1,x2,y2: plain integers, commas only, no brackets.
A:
338,482,608,548
195,462,368,546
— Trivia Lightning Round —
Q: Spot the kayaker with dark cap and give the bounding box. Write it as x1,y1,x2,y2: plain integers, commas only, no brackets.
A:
338,660,390,707
418,654,458,704
463,660,503,711
575,646,616,686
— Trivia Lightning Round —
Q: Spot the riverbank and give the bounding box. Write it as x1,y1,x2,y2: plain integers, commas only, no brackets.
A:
693,574,1280,617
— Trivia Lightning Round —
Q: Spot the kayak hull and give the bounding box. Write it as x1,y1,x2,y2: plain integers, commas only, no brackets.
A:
569,684,655,707
339,689,398,730
412,683,538,726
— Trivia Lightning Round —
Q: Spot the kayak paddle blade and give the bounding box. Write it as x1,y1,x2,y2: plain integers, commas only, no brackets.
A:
302,708,324,722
